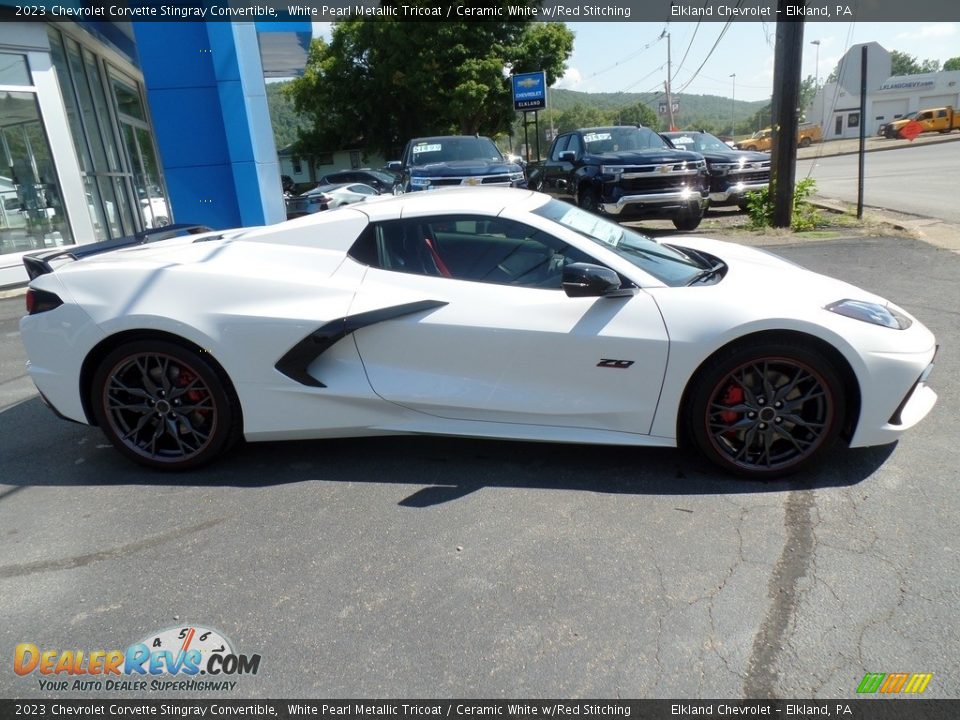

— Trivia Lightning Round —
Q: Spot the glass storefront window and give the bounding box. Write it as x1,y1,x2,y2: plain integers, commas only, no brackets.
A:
111,76,146,121
0,91,73,254
0,52,31,87
49,28,169,240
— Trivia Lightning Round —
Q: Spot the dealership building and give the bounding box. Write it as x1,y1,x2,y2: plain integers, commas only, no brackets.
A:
0,12,310,286
806,42,960,141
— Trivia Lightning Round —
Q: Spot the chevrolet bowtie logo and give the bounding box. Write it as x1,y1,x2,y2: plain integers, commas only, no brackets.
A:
517,78,539,88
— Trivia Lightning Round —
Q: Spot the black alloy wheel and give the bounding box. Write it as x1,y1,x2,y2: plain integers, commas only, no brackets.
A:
687,341,845,478
92,340,241,470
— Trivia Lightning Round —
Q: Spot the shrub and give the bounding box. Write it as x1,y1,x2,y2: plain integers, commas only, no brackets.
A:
744,177,822,231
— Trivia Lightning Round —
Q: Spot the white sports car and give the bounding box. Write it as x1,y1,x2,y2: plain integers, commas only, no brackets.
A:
19,188,937,478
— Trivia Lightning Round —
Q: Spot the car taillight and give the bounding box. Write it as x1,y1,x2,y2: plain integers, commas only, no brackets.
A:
26,288,63,315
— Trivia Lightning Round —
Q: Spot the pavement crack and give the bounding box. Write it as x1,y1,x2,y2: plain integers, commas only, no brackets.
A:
744,489,816,698
0,517,224,579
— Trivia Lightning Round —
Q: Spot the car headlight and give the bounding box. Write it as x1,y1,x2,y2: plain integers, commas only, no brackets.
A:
825,299,912,329
409,176,431,188
508,171,525,184
600,165,623,178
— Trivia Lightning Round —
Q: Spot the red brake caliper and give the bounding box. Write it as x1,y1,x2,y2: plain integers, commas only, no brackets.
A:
177,369,206,418
719,384,743,425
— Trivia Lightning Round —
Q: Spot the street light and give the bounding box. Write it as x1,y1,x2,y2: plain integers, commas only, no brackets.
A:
729,73,736,137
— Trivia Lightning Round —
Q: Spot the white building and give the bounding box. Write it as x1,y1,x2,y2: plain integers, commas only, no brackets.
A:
807,42,960,140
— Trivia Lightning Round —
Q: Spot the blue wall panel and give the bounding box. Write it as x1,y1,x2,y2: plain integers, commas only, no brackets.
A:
133,22,285,229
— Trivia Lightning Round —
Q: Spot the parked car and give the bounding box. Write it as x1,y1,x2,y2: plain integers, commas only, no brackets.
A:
285,182,379,219
395,135,526,193
662,130,770,211
317,169,399,194
526,125,709,230
20,187,937,477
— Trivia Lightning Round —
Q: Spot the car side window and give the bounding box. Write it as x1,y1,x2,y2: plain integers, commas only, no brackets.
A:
550,135,571,161
352,215,595,289
566,134,583,157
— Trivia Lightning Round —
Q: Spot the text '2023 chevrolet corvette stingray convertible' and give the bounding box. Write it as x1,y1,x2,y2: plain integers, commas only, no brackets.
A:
20,188,937,478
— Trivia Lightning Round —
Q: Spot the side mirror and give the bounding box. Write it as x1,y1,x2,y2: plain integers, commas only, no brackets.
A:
562,263,631,298
559,150,577,162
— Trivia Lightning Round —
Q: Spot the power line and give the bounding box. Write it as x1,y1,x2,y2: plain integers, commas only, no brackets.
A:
675,16,738,95
583,33,665,82
671,17,703,81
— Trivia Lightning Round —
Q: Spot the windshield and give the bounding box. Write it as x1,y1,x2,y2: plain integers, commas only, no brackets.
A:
531,199,702,286
668,132,732,153
408,137,504,166
582,127,668,154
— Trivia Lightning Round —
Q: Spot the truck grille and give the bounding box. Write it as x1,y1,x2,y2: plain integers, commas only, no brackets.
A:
426,175,514,187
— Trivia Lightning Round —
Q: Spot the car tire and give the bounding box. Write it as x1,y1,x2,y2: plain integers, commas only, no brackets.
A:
684,339,846,479
672,209,703,231
578,187,603,215
799,136,812,148
743,144,757,151
91,339,242,471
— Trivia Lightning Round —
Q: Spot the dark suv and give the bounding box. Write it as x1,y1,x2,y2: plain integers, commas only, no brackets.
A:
397,136,526,193
662,131,770,210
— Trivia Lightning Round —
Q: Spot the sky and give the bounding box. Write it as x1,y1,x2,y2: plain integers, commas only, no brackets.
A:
309,21,959,103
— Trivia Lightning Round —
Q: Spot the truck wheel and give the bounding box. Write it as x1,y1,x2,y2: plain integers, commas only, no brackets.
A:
673,210,703,231
743,144,757,151
578,188,603,215
799,136,812,148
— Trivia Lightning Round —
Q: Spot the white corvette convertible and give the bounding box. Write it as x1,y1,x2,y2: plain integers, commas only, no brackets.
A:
19,188,937,478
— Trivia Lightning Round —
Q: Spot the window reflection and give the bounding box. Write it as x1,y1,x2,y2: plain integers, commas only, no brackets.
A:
0,90,73,255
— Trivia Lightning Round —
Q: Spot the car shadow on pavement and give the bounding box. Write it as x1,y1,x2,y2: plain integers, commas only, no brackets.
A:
1,396,897,507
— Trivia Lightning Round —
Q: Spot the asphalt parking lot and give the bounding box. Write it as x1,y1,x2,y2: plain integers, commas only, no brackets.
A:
1,233,957,699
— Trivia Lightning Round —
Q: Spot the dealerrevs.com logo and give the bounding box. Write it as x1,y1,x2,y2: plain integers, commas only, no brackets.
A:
14,626,261,692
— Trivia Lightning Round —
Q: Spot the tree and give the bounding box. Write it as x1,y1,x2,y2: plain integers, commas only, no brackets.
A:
288,7,574,160
944,57,960,71
553,103,608,134
890,50,940,75
612,101,658,129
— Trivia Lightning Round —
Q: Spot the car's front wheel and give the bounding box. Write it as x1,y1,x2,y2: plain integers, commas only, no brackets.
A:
91,339,241,470
685,340,846,478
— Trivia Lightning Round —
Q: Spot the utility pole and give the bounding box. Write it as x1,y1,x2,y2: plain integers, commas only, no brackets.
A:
729,73,736,136
770,9,805,228
665,32,675,131
811,39,821,131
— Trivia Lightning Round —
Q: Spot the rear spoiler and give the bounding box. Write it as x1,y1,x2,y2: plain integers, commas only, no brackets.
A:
23,224,213,280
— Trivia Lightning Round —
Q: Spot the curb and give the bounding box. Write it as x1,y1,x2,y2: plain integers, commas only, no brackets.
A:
809,197,960,253
0,285,26,299
798,132,960,161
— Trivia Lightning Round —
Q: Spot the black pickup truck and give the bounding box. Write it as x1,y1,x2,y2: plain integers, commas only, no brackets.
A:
527,126,709,230
396,135,526,193
662,130,770,211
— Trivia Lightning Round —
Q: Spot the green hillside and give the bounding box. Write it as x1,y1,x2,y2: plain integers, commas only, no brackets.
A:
547,88,768,132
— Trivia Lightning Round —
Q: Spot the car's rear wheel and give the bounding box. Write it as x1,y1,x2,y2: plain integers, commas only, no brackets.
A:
686,340,845,478
91,340,241,470
799,136,812,148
